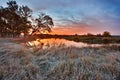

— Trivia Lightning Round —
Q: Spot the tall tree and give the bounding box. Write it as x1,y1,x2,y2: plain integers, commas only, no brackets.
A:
18,6,32,18
7,0,18,12
31,13,54,35
0,6,10,37
17,5,32,36
0,0,54,37
0,0,33,37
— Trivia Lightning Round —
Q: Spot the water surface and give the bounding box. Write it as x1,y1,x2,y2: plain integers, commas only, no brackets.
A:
26,38,120,48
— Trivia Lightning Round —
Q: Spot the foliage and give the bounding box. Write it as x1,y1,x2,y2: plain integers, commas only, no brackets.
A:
86,33,94,36
0,0,54,37
102,31,111,37
18,6,32,18
0,0,32,37
31,13,54,35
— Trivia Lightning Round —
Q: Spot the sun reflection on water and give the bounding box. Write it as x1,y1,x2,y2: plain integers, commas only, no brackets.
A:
25,38,120,50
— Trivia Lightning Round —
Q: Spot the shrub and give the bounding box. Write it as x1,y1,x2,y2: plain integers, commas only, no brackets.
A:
102,31,111,37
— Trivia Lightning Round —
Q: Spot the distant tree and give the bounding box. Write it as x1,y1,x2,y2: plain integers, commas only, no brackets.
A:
75,34,78,36
102,31,111,37
96,34,102,37
86,33,94,36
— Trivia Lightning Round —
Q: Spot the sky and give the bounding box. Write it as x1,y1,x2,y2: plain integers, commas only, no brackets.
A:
0,0,120,35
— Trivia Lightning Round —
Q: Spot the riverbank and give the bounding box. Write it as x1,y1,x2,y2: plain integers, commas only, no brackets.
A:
32,34,120,44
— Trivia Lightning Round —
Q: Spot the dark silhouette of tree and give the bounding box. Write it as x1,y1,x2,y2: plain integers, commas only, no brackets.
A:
0,6,10,37
0,0,32,37
86,33,94,36
102,31,111,37
17,5,32,36
7,0,18,11
31,13,54,35
0,0,53,37
18,6,32,18
5,0,23,37
96,34,102,37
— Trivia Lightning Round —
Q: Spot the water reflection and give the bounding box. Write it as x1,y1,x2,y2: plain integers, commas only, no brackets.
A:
26,38,120,49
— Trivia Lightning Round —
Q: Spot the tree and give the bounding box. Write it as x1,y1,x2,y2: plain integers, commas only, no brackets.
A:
18,6,32,18
102,31,111,37
0,0,54,37
0,0,33,37
96,34,102,37
86,33,94,36
7,0,18,12
31,13,54,35
0,6,10,37
17,5,32,36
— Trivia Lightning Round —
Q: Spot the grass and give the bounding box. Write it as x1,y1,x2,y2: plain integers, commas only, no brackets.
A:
0,38,120,80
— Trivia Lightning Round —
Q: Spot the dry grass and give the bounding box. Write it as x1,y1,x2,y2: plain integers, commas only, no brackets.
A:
0,39,120,80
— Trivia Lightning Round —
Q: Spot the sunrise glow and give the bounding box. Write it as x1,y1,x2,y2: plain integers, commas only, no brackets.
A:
1,0,120,35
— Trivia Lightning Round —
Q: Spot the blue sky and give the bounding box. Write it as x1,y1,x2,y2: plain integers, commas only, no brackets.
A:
0,0,120,34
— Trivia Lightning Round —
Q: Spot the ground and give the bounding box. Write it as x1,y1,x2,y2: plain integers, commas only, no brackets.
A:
0,38,120,80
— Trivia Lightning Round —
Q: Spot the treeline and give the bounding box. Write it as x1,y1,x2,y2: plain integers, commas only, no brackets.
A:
32,31,120,44
0,0,54,37
33,31,111,38
85,31,111,37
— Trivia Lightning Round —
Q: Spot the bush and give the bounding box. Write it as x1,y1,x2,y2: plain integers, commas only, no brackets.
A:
102,31,111,37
